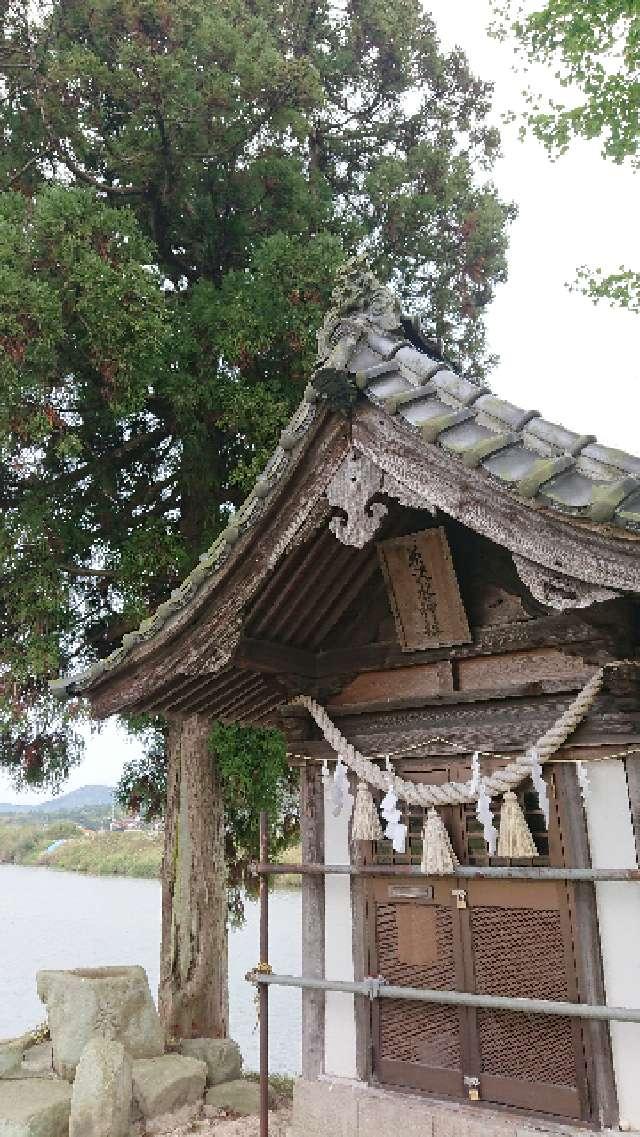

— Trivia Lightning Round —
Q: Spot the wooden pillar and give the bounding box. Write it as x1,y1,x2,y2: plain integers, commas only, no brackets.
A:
300,761,325,1079
553,764,618,1127
351,841,372,1082
159,714,228,1040
624,756,640,866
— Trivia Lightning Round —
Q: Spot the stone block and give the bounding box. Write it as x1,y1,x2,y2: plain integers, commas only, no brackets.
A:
132,1055,206,1120
144,1101,201,1136
70,1039,132,1137
37,966,164,1080
0,1079,71,1137
204,1079,263,1116
179,1038,242,1086
19,1046,54,1080
432,1102,515,1137
290,1078,360,1137
0,1043,24,1080
358,1089,434,1137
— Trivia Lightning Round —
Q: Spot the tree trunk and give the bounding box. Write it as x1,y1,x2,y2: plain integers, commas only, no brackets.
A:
159,714,228,1039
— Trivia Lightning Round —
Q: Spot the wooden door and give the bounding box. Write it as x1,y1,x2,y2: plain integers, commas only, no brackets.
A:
366,761,591,1120
369,877,466,1097
464,877,587,1117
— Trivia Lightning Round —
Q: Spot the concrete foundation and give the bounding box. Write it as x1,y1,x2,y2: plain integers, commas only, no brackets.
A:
290,1078,633,1137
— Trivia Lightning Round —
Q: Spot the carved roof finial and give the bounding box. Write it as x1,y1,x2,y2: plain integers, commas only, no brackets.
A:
313,258,402,412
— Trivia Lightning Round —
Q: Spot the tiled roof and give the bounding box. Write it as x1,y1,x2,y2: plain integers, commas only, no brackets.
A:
351,334,640,526
313,261,640,531
52,261,640,697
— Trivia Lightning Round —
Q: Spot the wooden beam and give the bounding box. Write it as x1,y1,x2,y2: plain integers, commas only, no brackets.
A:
194,675,270,718
308,551,379,649
281,678,592,722
233,638,316,677
314,612,619,678
154,670,241,713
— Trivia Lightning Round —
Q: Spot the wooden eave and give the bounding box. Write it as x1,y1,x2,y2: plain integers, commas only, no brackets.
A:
70,411,350,718
52,264,640,722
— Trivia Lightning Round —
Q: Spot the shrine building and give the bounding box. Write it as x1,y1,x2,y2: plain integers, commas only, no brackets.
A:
54,262,640,1137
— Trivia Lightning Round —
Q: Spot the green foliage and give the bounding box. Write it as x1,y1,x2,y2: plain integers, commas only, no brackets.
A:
211,723,298,916
0,818,162,876
573,265,640,313
493,1,639,310
114,717,168,821
1,2,512,870
493,1,640,165
116,720,298,919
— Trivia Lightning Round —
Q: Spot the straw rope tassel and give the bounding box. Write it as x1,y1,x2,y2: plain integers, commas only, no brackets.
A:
421,808,459,874
352,781,384,841
497,791,538,857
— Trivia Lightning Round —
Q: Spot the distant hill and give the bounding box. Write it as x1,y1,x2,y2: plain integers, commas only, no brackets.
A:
0,785,115,815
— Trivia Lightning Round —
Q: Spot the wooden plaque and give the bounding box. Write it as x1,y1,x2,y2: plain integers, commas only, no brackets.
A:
378,527,471,652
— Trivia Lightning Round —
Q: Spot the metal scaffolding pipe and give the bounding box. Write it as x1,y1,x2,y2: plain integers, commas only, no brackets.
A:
257,860,640,882
247,971,640,1024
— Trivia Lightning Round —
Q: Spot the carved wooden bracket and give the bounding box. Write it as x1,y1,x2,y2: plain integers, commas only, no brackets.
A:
326,442,627,610
327,450,388,548
512,555,622,611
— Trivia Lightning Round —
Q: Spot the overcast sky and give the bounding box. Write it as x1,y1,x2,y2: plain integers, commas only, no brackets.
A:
1,0,638,804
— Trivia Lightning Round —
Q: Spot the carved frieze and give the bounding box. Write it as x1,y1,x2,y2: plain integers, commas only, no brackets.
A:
512,554,622,611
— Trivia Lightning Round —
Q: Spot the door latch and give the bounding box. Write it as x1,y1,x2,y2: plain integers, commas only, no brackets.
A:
464,1075,480,1102
452,888,467,909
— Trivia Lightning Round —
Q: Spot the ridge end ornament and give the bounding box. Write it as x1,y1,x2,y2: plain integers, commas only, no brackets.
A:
327,450,388,548
313,257,404,413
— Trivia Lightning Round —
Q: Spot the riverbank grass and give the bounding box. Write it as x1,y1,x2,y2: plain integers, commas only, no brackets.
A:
0,820,163,878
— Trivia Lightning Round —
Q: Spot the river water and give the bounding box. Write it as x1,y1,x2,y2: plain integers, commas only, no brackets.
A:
0,865,301,1074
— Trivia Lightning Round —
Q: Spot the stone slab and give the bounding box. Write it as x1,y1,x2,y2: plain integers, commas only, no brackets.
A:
0,1044,23,1080
358,1091,433,1137
291,1079,622,1137
0,1079,71,1137
132,1055,206,1119
204,1079,268,1116
10,1046,56,1082
290,1078,359,1137
144,1101,201,1136
70,1039,132,1137
179,1038,242,1086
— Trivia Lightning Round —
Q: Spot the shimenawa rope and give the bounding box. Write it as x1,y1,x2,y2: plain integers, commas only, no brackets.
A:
292,667,606,808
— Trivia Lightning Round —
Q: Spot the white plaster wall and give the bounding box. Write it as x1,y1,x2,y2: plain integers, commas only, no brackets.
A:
584,759,640,1130
323,780,358,1079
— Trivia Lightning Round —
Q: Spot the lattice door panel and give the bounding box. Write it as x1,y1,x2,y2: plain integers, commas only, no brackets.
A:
365,759,590,1120
466,881,587,1117
369,883,465,1097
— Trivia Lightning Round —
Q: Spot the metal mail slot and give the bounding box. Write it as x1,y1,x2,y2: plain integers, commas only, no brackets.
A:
388,884,435,900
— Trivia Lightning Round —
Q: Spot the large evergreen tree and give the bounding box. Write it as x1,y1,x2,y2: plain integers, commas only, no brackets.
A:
0,0,513,791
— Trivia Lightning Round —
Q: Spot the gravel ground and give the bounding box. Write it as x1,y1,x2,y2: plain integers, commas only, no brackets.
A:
160,1108,292,1137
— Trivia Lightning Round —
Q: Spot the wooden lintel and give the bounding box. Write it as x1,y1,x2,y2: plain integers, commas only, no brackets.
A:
281,678,593,721
314,616,616,679
233,637,317,677
212,610,621,689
